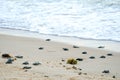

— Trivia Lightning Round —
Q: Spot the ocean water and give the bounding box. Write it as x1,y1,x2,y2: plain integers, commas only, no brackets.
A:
0,0,120,41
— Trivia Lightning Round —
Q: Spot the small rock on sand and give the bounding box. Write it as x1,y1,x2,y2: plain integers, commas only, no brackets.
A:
15,56,23,59
107,53,113,56
102,70,110,73
2,54,12,58
63,48,69,51
45,39,51,41
6,58,13,64
33,62,41,66
76,58,83,61
82,51,87,54
112,75,115,78
23,66,32,69
89,56,95,59
22,61,29,65
73,45,79,48
100,56,106,58
39,47,44,50
98,46,105,48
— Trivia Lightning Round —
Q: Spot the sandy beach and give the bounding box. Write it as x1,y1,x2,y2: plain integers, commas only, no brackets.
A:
0,29,120,80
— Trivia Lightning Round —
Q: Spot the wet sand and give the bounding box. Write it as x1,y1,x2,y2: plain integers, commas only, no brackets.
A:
0,29,120,80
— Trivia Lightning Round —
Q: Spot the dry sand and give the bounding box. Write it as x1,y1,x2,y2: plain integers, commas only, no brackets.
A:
0,29,120,80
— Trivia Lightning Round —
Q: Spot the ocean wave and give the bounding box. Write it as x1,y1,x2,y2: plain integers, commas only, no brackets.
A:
0,0,120,41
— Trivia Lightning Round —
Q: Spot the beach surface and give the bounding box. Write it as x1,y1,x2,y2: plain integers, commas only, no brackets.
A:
0,29,120,80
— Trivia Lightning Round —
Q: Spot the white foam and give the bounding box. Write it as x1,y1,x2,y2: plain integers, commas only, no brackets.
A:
0,0,120,41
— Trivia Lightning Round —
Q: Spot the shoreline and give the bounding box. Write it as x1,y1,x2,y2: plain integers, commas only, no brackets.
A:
0,28,120,53
1,27,120,42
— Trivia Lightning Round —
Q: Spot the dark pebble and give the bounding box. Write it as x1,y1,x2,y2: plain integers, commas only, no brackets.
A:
61,59,65,62
63,48,69,51
89,56,95,59
23,66,32,69
15,56,23,59
2,54,12,58
33,62,41,66
100,56,106,58
73,45,79,48
82,51,87,54
98,46,105,48
107,53,113,56
6,58,13,64
45,39,51,41
102,70,110,73
39,47,44,50
112,75,115,78
83,73,87,75
78,72,82,75
76,58,83,61
22,61,29,65
44,75,49,77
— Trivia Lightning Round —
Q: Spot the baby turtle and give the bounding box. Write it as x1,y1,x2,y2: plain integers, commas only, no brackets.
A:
98,46,105,48
73,45,79,48
15,56,23,59
2,54,12,58
63,48,69,51
23,66,32,69
22,61,29,65
76,58,83,61
107,53,113,56
82,51,87,54
45,39,51,41
102,70,110,73
38,47,44,50
33,62,41,66
6,58,13,64
100,56,106,58
89,56,95,59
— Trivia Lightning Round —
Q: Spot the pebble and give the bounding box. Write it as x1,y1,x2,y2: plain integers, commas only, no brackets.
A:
102,70,110,73
98,46,105,48
63,48,69,51
82,51,87,54
76,58,83,61
107,53,113,56
22,61,29,65
39,47,44,50
45,39,51,41
100,56,106,58
23,66,32,69
73,45,79,48
33,62,41,66
15,56,23,59
89,56,95,59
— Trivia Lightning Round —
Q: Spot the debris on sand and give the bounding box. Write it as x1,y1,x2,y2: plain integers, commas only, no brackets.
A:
45,39,51,41
82,51,87,54
98,46,105,48
22,61,29,65
33,62,41,66
107,53,113,56
73,45,79,48
38,47,44,50
67,58,77,65
6,58,14,64
100,56,106,58
89,56,95,59
2,54,12,58
23,66,32,69
15,56,23,59
102,70,110,73
63,48,69,51
76,58,83,61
